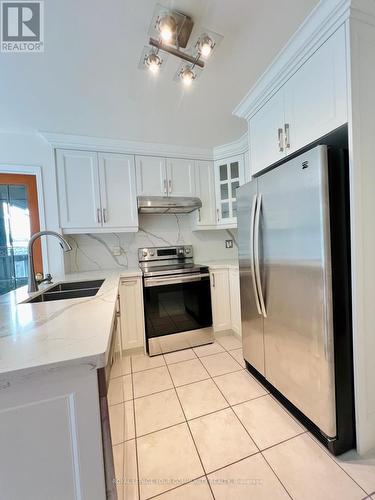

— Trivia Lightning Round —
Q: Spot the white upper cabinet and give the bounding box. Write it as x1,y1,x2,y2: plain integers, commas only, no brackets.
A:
249,90,285,175
56,149,102,230
98,153,138,230
135,156,167,197
166,158,196,197
284,26,347,154
194,160,216,228
248,25,347,176
56,149,138,233
214,155,245,226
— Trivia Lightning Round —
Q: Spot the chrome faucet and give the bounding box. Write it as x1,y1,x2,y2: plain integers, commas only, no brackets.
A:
27,231,72,293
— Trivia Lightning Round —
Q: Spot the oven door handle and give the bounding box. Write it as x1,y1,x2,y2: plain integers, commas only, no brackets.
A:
144,273,210,287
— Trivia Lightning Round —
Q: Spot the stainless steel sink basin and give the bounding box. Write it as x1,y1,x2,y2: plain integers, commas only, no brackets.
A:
24,280,104,303
46,279,104,292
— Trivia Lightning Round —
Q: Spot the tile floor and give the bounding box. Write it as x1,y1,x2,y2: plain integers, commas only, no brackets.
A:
108,331,375,500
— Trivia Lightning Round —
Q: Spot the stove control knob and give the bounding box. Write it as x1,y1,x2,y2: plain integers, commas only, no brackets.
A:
177,248,184,256
149,250,155,256
184,247,191,255
142,250,148,257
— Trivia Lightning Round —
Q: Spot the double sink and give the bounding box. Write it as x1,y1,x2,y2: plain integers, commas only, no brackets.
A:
25,279,105,303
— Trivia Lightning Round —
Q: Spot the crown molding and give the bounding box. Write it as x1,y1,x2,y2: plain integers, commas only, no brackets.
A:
39,131,249,161
39,132,214,161
212,133,248,160
233,0,352,120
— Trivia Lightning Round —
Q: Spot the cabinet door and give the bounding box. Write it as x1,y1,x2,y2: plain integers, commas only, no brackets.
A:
210,269,232,332
119,277,145,350
229,268,242,335
214,155,244,225
195,161,216,227
56,149,101,230
284,26,347,154
135,156,167,197
98,153,138,230
249,90,285,176
166,158,196,197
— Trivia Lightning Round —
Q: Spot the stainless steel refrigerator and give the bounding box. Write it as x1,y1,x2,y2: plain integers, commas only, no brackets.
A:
237,144,355,455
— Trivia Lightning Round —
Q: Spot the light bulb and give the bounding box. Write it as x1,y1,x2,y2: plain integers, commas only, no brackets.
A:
198,35,214,58
180,67,195,86
158,15,177,43
145,52,161,73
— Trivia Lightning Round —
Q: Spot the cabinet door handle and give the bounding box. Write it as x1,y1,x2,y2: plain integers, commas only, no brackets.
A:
168,179,172,194
103,208,107,223
284,123,290,149
198,208,201,222
217,208,220,222
97,208,102,224
212,273,215,287
278,128,284,152
163,179,167,194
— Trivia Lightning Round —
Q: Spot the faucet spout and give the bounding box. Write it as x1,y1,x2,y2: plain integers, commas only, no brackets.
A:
27,231,72,293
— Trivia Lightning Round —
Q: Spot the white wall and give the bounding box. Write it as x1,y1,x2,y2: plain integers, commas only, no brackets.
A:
64,215,238,272
0,132,64,275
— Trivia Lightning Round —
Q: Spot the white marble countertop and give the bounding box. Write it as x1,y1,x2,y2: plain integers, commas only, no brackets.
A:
0,268,141,380
199,259,239,269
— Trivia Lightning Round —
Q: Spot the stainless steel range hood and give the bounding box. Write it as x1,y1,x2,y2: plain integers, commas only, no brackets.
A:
137,196,202,214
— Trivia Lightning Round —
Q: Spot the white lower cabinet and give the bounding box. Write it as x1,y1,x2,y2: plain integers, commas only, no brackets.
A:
210,268,232,332
119,276,145,350
229,268,242,336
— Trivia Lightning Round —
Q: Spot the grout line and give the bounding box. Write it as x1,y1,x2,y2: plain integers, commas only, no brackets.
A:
163,357,216,499
261,449,294,500
145,475,209,500
305,433,369,495
129,356,141,500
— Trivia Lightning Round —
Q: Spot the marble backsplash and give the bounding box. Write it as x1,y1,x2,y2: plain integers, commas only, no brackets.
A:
64,214,238,272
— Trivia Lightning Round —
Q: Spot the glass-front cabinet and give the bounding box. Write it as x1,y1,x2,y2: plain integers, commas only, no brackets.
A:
214,155,245,226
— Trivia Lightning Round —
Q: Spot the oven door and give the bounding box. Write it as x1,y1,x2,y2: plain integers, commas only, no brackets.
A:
143,273,212,340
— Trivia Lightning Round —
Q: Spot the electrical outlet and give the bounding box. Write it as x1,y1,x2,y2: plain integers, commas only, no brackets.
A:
225,239,233,249
112,246,121,256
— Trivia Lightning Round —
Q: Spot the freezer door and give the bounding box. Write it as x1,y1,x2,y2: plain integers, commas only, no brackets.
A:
259,145,336,438
237,180,265,375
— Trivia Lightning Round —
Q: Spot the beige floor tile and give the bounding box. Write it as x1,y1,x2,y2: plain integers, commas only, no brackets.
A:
177,379,228,420
228,348,246,368
124,439,139,500
134,389,185,437
163,348,197,365
109,403,124,445
168,358,210,387
137,423,204,499
200,352,243,377
123,374,133,401
133,366,173,398
263,434,365,500
111,356,132,379
189,408,258,473
311,435,375,495
214,370,267,405
233,395,303,450
208,453,290,500
108,376,124,406
153,477,213,499
132,353,165,373
113,443,124,500
193,342,225,357
125,400,135,440
216,333,242,351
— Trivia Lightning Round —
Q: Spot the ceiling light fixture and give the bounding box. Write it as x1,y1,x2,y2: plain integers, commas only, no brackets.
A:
139,4,223,86
197,34,215,58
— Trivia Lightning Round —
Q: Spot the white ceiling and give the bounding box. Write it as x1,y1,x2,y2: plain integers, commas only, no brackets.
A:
0,0,319,148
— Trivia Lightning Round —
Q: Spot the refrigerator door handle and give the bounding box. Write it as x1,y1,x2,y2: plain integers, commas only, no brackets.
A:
250,194,262,315
254,193,267,318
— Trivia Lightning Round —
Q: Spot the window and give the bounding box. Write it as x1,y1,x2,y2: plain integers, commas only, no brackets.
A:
0,174,42,295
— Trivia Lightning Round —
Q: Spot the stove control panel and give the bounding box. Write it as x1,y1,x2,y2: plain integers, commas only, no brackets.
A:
138,245,193,262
